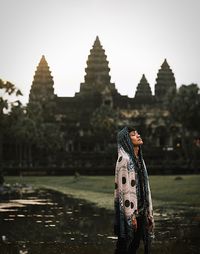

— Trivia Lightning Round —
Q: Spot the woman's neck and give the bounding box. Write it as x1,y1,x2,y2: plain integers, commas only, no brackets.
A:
133,146,139,159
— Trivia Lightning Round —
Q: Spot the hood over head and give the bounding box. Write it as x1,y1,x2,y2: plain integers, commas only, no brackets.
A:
117,126,143,163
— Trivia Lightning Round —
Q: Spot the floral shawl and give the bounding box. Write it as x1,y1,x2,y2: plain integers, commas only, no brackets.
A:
114,127,154,242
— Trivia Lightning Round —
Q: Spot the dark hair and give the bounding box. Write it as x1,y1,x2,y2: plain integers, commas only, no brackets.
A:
127,126,137,133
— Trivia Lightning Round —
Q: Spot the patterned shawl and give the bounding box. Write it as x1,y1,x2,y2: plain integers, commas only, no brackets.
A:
114,126,154,241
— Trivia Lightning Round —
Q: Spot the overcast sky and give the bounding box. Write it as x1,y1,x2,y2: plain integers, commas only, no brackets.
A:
0,0,199,105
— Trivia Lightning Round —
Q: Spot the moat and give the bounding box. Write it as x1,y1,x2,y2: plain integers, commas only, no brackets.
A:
0,185,199,254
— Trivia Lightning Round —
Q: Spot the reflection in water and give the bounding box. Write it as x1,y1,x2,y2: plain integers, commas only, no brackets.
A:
0,188,199,254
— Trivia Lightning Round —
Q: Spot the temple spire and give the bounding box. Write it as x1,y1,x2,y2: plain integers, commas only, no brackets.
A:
29,55,55,102
135,74,152,101
84,36,111,86
161,58,170,69
93,36,101,47
77,36,117,95
155,59,176,102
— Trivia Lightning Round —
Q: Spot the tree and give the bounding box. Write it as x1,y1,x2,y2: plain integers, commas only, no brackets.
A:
5,98,64,171
90,105,118,153
26,101,64,167
7,102,37,169
167,84,200,167
0,79,22,184
90,105,118,139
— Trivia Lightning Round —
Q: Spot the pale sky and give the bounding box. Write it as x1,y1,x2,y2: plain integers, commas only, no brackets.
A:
0,0,199,105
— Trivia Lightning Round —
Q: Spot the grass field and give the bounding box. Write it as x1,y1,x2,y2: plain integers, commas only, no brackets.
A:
5,175,200,210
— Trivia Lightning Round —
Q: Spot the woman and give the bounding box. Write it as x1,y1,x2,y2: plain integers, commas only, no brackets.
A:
114,126,154,254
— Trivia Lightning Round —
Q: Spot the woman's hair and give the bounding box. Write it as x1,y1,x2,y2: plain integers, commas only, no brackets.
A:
127,126,137,133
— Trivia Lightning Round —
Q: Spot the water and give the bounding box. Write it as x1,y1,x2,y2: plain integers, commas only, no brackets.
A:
0,187,199,254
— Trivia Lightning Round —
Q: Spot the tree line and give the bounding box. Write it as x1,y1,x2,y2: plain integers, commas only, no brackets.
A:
0,79,200,184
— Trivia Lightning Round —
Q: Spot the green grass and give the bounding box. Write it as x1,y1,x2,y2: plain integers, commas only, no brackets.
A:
5,175,200,210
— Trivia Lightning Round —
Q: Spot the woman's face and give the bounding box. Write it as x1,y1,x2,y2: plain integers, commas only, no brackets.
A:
129,130,143,146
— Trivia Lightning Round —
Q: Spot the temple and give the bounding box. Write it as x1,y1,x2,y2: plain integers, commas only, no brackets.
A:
155,58,176,102
78,36,116,94
4,36,187,175
29,55,55,102
134,74,152,102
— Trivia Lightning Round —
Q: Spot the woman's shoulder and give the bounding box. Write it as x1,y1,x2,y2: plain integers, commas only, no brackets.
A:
117,148,129,164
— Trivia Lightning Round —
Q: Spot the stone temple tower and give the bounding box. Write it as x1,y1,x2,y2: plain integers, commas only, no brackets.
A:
134,74,152,102
29,55,55,102
155,59,176,102
78,36,117,95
